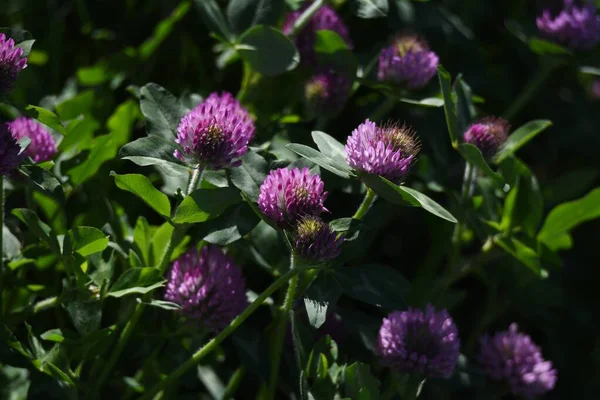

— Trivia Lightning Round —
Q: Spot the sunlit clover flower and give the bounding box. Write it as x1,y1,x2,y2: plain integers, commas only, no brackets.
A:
463,117,510,158
377,305,460,378
536,0,600,50
258,167,328,228
0,123,23,175
8,117,57,163
0,33,28,96
304,69,351,118
283,3,353,65
294,216,344,263
345,119,420,182
164,245,248,332
175,92,255,170
378,35,439,89
478,323,557,398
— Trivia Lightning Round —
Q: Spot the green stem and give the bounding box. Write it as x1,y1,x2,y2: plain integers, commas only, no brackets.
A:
288,0,326,37
0,176,4,316
353,187,376,220
140,266,317,400
92,226,185,397
222,367,246,400
369,96,396,122
503,61,559,121
449,162,474,269
267,254,299,400
187,168,202,196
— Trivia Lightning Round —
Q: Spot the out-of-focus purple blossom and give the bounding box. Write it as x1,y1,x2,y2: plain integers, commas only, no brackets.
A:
536,0,600,50
304,69,351,118
591,79,600,99
164,245,248,332
258,167,328,228
0,33,27,96
377,305,460,378
377,35,439,89
345,119,420,182
175,92,255,170
294,216,343,263
8,117,57,163
283,3,353,65
478,323,557,398
0,123,23,175
463,117,510,158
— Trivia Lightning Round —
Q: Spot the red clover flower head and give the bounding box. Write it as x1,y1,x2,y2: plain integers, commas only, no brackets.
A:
283,3,353,65
164,245,248,332
377,305,460,378
8,117,57,163
294,216,344,263
0,123,23,175
258,167,328,228
304,69,351,118
345,119,420,182
463,117,510,159
175,92,255,170
536,0,600,50
378,35,439,89
0,33,27,96
478,323,557,398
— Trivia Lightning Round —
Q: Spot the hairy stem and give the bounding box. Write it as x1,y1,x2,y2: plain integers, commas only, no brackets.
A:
92,226,185,397
353,187,376,220
187,167,202,196
140,265,318,400
288,0,326,37
267,254,299,400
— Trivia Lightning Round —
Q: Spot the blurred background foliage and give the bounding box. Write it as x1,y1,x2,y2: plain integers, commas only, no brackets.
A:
1,0,600,399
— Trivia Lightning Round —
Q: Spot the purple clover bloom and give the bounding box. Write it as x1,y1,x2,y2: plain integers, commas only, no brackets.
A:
377,305,460,378
463,117,510,159
345,119,420,182
283,3,353,65
0,33,28,96
8,117,57,163
258,167,328,228
164,245,248,332
294,216,344,263
378,35,439,89
175,92,255,170
0,123,23,175
537,0,600,50
479,323,557,398
304,69,351,118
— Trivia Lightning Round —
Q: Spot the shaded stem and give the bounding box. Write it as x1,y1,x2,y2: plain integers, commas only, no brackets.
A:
503,61,559,121
0,177,3,316
32,296,58,314
267,254,298,400
353,187,376,220
222,367,246,400
187,167,202,196
369,96,396,122
92,226,185,397
289,0,326,37
140,265,318,400
449,162,474,270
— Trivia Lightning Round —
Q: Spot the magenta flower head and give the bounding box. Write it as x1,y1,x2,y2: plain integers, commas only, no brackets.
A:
378,35,439,89
304,69,351,118
536,0,600,50
0,33,28,96
0,123,23,175
283,3,353,65
164,245,248,331
478,323,557,398
345,119,420,182
175,92,255,170
294,216,344,263
463,117,510,159
377,305,460,378
8,117,57,163
258,167,328,228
